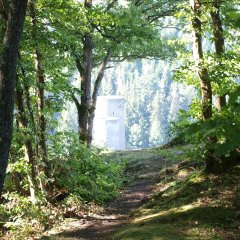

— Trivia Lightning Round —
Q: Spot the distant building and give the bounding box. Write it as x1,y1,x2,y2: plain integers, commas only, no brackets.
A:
93,96,126,150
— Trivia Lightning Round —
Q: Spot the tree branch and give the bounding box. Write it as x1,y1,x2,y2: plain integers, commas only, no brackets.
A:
75,54,84,78
91,48,112,107
71,92,81,110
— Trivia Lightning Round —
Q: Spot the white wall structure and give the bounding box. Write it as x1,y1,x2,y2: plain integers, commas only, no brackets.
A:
93,96,126,150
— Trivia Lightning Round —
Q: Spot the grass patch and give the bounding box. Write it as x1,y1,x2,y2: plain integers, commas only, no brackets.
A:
109,145,240,240
104,148,165,182
110,223,192,240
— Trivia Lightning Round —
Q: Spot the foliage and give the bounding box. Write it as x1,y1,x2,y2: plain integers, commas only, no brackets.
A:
179,87,240,156
0,192,61,239
48,131,126,203
1,130,126,238
169,87,240,173
110,146,240,240
0,0,240,238
170,0,240,171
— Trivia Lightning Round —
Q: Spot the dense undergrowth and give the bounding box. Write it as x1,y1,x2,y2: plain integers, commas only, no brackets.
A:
0,132,126,239
110,145,240,240
1,141,240,239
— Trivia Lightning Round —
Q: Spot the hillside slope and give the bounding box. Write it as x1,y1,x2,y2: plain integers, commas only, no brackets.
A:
42,145,240,240
109,145,240,240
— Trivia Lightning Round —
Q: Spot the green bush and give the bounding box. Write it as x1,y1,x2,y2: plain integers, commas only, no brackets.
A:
171,87,240,168
48,131,126,203
0,192,60,239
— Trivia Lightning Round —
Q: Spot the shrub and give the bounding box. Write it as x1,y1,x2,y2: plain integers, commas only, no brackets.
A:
48,131,126,203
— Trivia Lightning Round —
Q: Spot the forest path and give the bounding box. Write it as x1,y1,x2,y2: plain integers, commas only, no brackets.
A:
42,149,164,240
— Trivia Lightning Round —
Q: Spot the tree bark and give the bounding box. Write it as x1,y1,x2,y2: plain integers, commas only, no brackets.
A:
0,0,8,21
190,0,212,121
190,0,219,173
29,0,50,179
210,0,226,111
87,49,112,145
0,0,28,198
15,78,36,182
79,35,93,142
75,0,93,143
16,80,37,202
19,61,40,177
71,92,82,141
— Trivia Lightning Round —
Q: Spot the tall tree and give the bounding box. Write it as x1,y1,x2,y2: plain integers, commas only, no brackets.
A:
190,0,212,121
71,0,178,145
210,0,226,111
77,0,93,143
15,78,36,181
0,0,28,198
29,0,49,179
15,76,36,201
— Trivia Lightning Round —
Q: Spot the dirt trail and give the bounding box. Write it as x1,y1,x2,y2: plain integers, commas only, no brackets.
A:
44,178,157,240
43,151,163,240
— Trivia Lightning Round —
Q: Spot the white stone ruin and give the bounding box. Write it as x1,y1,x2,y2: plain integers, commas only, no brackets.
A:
93,96,126,150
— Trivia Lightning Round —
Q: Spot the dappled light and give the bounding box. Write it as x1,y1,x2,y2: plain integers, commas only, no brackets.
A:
0,0,240,239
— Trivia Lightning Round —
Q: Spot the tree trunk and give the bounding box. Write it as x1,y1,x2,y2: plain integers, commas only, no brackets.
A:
216,95,226,111
71,92,82,142
15,101,36,202
0,0,8,21
76,0,93,143
0,0,28,198
87,49,112,146
190,0,212,121
22,70,39,163
210,0,226,111
19,56,37,132
29,0,50,179
15,78,36,183
19,62,40,180
79,34,93,143
190,0,218,173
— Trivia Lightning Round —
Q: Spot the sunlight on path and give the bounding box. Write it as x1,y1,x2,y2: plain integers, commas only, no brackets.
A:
42,149,164,240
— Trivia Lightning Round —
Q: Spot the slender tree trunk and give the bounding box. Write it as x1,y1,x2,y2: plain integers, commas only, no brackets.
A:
210,0,226,111
20,63,40,179
29,0,50,179
71,92,82,142
190,0,212,121
190,0,218,173
87,49,112,145
79,34,93,143
19,56,37,132
22,74,39,163
15,90,36,202
75,0,93,143
15,78,36,183
35,48,49,176
0,0,28,198
210,0,238,171
216,95,226,111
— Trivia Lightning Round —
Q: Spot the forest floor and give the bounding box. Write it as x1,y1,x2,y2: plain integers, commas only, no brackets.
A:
41,145,240,240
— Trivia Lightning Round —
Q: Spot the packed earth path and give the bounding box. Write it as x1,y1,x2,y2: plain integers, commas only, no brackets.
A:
42,150,164,240
41,146,240,240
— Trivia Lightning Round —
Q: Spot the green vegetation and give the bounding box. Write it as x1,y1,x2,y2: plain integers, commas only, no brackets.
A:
110,145,240,240
0,134,126,238
0,0,239,239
